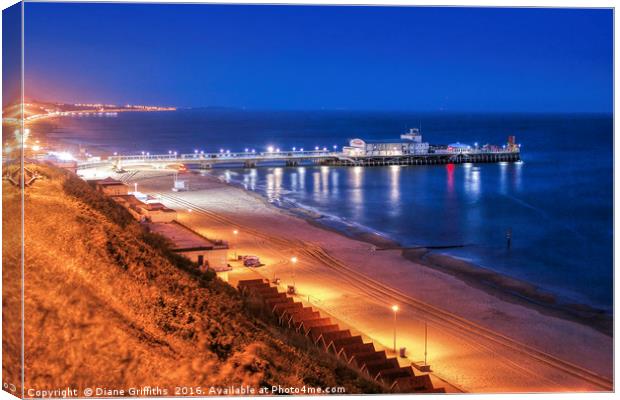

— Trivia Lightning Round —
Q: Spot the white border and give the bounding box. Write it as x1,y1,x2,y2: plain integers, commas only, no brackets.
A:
0,1,616,400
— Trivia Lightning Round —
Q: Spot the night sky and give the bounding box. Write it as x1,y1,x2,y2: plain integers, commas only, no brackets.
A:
23,3,612,112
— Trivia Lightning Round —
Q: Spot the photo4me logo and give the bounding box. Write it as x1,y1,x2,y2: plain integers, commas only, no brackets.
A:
205,385,347,395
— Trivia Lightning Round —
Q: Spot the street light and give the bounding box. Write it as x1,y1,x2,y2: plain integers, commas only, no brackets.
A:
391,305,399,353
232,229,239,260
291,256,298,288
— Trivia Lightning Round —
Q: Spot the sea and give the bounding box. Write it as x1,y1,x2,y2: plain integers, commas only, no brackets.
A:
45,110,613,312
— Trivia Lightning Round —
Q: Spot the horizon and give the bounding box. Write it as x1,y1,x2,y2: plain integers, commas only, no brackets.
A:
14,99,616,115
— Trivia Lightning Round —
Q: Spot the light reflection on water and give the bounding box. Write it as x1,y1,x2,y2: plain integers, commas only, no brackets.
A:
388,165,401,217
349,166,364,220
464,165,481,202
321,166,330,197
212,160,612,310
265,167,284,201
499,161,509,195
232,162,513,235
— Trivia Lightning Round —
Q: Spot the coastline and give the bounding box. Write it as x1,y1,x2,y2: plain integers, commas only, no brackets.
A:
210,171,612,337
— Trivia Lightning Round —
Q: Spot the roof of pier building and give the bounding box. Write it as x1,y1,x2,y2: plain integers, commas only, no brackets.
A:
448,142,472,149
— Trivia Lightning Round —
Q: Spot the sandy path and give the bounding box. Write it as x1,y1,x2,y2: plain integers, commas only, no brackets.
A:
84,168,612,393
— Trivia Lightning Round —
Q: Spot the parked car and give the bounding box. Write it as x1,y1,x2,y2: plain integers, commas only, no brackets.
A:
243,255,261,267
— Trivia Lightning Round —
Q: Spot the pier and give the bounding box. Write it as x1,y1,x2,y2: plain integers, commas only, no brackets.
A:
77,149,520,170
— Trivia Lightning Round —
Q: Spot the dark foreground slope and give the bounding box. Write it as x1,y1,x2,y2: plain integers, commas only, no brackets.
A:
10,164,380,395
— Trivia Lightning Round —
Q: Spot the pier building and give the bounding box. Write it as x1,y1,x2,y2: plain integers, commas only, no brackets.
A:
343,128,429,157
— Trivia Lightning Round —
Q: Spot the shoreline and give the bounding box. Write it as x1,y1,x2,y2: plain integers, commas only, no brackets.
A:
210,171,612,337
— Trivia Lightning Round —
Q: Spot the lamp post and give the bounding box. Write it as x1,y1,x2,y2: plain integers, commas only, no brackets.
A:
290,256,298,288
391,304,399,354
424,321,428,367
232,229,239,260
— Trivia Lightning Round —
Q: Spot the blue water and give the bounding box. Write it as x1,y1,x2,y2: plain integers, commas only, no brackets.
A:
46,110,613,311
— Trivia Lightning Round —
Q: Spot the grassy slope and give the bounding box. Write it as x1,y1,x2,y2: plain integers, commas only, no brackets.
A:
18,164,380,393
2,164,23,393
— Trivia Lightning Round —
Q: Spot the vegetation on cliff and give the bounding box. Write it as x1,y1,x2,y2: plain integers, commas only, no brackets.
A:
7,163,381,394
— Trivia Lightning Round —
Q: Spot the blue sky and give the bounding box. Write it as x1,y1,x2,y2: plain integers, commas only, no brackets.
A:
23,3,612,112
3,2,21,107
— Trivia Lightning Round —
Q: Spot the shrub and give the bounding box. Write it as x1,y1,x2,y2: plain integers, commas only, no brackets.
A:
62,173,134,227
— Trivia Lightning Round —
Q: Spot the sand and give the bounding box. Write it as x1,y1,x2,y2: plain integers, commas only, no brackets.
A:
78,167,613,393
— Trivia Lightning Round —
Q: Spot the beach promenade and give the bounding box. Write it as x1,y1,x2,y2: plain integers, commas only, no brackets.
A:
79,166,613,393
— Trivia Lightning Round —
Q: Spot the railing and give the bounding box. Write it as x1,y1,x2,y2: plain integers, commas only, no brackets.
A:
105,150,339,162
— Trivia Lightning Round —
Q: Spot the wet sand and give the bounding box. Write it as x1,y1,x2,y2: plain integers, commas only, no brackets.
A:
401,249,612,336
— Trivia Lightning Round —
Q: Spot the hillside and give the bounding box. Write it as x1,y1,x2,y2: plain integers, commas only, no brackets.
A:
5,164,381,395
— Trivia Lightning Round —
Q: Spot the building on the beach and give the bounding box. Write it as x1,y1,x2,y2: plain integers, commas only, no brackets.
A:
93,177,129,196
110,195,177,223
146,221,229,271
343,128,430,157
144,202,178,223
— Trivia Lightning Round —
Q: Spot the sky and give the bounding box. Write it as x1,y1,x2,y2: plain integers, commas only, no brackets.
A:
22,3,613,112
3,2,22,107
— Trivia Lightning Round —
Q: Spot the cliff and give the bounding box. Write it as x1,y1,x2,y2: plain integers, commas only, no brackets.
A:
3,164,380,395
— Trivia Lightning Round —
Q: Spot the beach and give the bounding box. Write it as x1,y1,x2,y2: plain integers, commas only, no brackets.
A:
78,166,612,393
